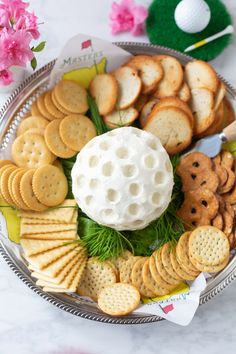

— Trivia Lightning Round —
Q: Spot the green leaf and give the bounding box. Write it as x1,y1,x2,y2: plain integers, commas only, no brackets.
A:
78,216,133,261
31,57,37,70
32,41,46,52
87,94,109,135
60,156,77,199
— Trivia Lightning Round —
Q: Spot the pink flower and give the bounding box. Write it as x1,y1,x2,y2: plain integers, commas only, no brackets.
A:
109,0,148,36
0,66,13,85
0,0,29,28
0,29,34,67
0,8,11,29
15,12,40,39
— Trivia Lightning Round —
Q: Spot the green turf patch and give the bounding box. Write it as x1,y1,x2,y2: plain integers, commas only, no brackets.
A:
146,0,233,61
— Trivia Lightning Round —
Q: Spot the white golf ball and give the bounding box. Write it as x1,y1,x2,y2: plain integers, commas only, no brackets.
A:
174,0,211,34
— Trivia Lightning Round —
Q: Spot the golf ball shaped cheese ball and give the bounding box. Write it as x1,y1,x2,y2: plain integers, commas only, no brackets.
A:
72,127,174,231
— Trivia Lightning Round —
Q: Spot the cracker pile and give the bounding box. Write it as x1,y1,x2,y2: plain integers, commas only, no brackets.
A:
88,56,233,155
118,227,229,298
20,201,87,292
78,226,230,316
177,151,236,249
0,162,68,211
13,94,97,164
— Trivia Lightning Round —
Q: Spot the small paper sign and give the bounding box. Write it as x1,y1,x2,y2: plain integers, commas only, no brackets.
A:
49,34,132,88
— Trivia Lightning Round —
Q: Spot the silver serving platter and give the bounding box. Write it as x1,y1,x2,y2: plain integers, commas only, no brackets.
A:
1,42,236,325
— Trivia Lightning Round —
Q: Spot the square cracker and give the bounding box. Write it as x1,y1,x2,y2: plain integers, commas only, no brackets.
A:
29,246,83,277
26,243,77,270
36,254,86,289
22,210,77,224
31,251,82,284
21,230,77,240
21,223,76,235
18,199,77,223
43,287,71,293
21,219,66,225
21,239,69,257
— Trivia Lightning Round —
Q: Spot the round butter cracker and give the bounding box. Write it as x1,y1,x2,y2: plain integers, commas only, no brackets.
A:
0,165,17,205
0,160,15,169
12,132,55,169
8,167,25,208
54,80,88,114
44,119,76,159
31,101,42,116
17,115,49,136
37,93,56,121
44,91,65,119
20,169,47,212
51,90,72,115
59,114,97,151
32,164,68,207
12,169,31,210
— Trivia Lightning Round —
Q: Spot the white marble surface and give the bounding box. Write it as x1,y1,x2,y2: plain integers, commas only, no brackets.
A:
1,0,236,353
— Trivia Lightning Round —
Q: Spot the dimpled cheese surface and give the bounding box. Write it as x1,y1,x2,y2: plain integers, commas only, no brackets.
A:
72,127,174,231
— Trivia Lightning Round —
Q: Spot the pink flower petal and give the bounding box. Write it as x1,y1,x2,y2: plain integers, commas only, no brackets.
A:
0,67,13,86
0,29,34,68
132,6,148,24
